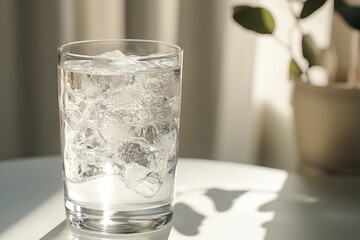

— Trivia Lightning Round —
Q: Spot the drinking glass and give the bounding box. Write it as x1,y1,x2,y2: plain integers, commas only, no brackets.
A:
57,39,183,234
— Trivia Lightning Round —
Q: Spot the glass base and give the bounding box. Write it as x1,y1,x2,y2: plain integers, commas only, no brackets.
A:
65,199,173,234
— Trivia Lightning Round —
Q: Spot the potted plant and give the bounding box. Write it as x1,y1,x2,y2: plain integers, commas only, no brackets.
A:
232,0,360,174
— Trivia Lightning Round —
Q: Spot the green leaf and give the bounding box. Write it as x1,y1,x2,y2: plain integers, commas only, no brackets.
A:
289,59,302,81
335,0,360,30
300,0,327,19
233,6,275,34
334,0,347,11
302,34,323,67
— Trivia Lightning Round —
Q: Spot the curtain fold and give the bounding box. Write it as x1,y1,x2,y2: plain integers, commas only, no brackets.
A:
177,0,221,159
125,0,179,43
73,0,125,41
0,0,21,159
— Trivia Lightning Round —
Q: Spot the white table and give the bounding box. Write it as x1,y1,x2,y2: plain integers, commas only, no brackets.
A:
1,156,360,240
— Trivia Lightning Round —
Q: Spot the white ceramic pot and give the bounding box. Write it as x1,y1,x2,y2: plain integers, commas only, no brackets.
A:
293,80,360,175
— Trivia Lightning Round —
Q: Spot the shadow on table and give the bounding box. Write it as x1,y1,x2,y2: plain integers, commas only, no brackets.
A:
259,174,360,240
173,189,247,236
0,156,62,235
41,188,247,239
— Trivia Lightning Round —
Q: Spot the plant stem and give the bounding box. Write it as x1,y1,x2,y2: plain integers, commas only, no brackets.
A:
273,35,291,53
287,0,311,84
356,33,360,86
358,36,360,85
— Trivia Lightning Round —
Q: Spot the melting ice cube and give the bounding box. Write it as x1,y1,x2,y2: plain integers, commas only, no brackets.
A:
122,163,162,198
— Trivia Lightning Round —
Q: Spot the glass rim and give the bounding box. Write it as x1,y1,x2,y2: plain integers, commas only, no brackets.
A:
57,39,183,61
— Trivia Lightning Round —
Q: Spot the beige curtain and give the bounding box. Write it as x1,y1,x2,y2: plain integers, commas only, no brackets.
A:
3,0,302,170
0,0,61,158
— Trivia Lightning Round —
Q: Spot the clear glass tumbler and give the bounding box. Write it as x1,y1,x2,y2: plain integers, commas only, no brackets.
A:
57,40,183,234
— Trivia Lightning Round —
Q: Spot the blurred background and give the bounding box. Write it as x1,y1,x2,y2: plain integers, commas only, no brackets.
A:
0,0,355,171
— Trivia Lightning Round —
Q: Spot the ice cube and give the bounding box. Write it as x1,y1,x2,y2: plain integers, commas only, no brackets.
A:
141,125,158,144
74,128,107,150
97,50,127,60
107,83,143,106
78,163,103,180
105,74,135,90
132,172,162,198
62,60,92,74
99,121,128,144
80,74,108,98
60,88,102,129
117,140,165,197
154,129,178,177
63,127,119,183
64,159,104,183
64,128,108,164
145,69,180,99
63,136,78,162
60,107,82,129
121,140,157,167
134,53,176,71
122,162,151,186
92,50,140,74
122,163,162,198
168,96,181,117
63,134,104,183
